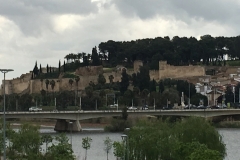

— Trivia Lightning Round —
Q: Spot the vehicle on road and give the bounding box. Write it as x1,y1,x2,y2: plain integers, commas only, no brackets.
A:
109,104,118,108
29,107,42,112
128,106,138,110
184,104,197,109
142,105,149,110
197,105,206,109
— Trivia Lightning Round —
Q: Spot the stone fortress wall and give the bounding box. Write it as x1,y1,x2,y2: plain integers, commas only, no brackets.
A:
159,61,205,79
2,60,238,95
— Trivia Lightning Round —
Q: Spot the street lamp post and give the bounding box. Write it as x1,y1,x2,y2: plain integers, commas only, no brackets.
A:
69,121,73,148
0,69,14,160
153,98,155,110
239,88,240,104
121,128,130,160
188,82,190,109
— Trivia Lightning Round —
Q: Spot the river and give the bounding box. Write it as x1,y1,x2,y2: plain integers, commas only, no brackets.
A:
38,127,240,160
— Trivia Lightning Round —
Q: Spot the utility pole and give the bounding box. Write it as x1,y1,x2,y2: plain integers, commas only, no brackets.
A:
0,69,14,160
188,82,190,109
79,96,82,110
239,88,240,103
153,98,155,110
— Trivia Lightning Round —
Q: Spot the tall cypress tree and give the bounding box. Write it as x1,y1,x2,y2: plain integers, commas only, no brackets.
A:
136,66,150,91
39,64,42,73
120,69,129,94
63,61,66,72
47,64,49,73
59,60,61,73
91,46,101,66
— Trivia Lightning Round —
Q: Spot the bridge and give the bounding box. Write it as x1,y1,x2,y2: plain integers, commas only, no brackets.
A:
1,109,240,132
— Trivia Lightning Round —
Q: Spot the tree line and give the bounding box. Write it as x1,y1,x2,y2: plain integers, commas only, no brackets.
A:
59,35,240,71
0,117,225,160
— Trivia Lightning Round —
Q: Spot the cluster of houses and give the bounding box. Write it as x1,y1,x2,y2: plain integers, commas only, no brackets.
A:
195,72,240,107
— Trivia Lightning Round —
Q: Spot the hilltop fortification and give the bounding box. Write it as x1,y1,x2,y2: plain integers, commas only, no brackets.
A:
3,61,236,95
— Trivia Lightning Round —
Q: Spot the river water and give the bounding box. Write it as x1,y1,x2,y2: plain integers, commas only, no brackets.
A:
40,128,239,160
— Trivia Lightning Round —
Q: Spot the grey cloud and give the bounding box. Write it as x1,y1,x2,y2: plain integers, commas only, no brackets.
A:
0,0,98,16
111,0,240,23
0,0,99,36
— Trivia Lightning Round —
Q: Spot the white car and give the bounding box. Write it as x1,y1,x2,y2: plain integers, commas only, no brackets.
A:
109,104,118,108
128,106,138,110
29,107,42,112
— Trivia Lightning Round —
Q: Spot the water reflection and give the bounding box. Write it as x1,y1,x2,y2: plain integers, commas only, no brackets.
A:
218,128,240,160
40,128,122,160
37,128,240,160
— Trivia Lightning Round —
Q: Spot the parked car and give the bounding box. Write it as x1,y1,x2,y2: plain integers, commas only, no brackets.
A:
142,105,149,110
128,106,138,110
184,104,197,109
162,105,173,110
29,107,42,112
210,105,220,109
109,104,118,108
197,105,206,109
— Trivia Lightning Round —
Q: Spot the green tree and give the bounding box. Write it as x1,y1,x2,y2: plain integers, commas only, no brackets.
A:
41,134,53,153
120,69,129,94
85,86,94,98
82,137,92,160
113,141,124,159
136,66,150,91
46,133,75,160
98,74,106,85
108,75,114,84
7,123,42,159
91,46,101,66
45,79,50,91
58,60,61,73
50,80,55,91
104,137,112,160
69,79,73,90
113,117,226,160
122,107,128,120
161,87,180,107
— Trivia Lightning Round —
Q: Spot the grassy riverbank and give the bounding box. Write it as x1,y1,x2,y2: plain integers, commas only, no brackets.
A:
7,118,110,129
213,121,240,128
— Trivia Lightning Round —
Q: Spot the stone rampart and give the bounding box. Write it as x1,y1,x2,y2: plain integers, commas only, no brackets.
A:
13,81,29,94
149,70,159,81
75,66,103,76
134,60,143,73
159,61,205,79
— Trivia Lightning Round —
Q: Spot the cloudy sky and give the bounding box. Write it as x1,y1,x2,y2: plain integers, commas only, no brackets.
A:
0,0,240,83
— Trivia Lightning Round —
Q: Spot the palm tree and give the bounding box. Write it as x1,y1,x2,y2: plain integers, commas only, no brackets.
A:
75,76,80,90
69,79,74,90
64,54,70,63
77,53,83,63
45,79,49,91
50,80,55,92
108,75,114,84
74,76,80,106
40,78,43,90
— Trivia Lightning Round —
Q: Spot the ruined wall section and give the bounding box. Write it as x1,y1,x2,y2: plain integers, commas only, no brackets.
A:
159,61,205,79
30,79,61,94
149,70,159,81
134,60,143,73
13,81,29,94
75,66,103,76
1,72,32,95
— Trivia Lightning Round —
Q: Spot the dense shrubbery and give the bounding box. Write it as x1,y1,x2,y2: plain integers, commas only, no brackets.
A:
1,123,75,160
113,117,226,160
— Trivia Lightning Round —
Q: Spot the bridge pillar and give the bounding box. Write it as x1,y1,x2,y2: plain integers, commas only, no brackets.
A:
67,120,82,132
54,119,68,132
54,119,82,132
